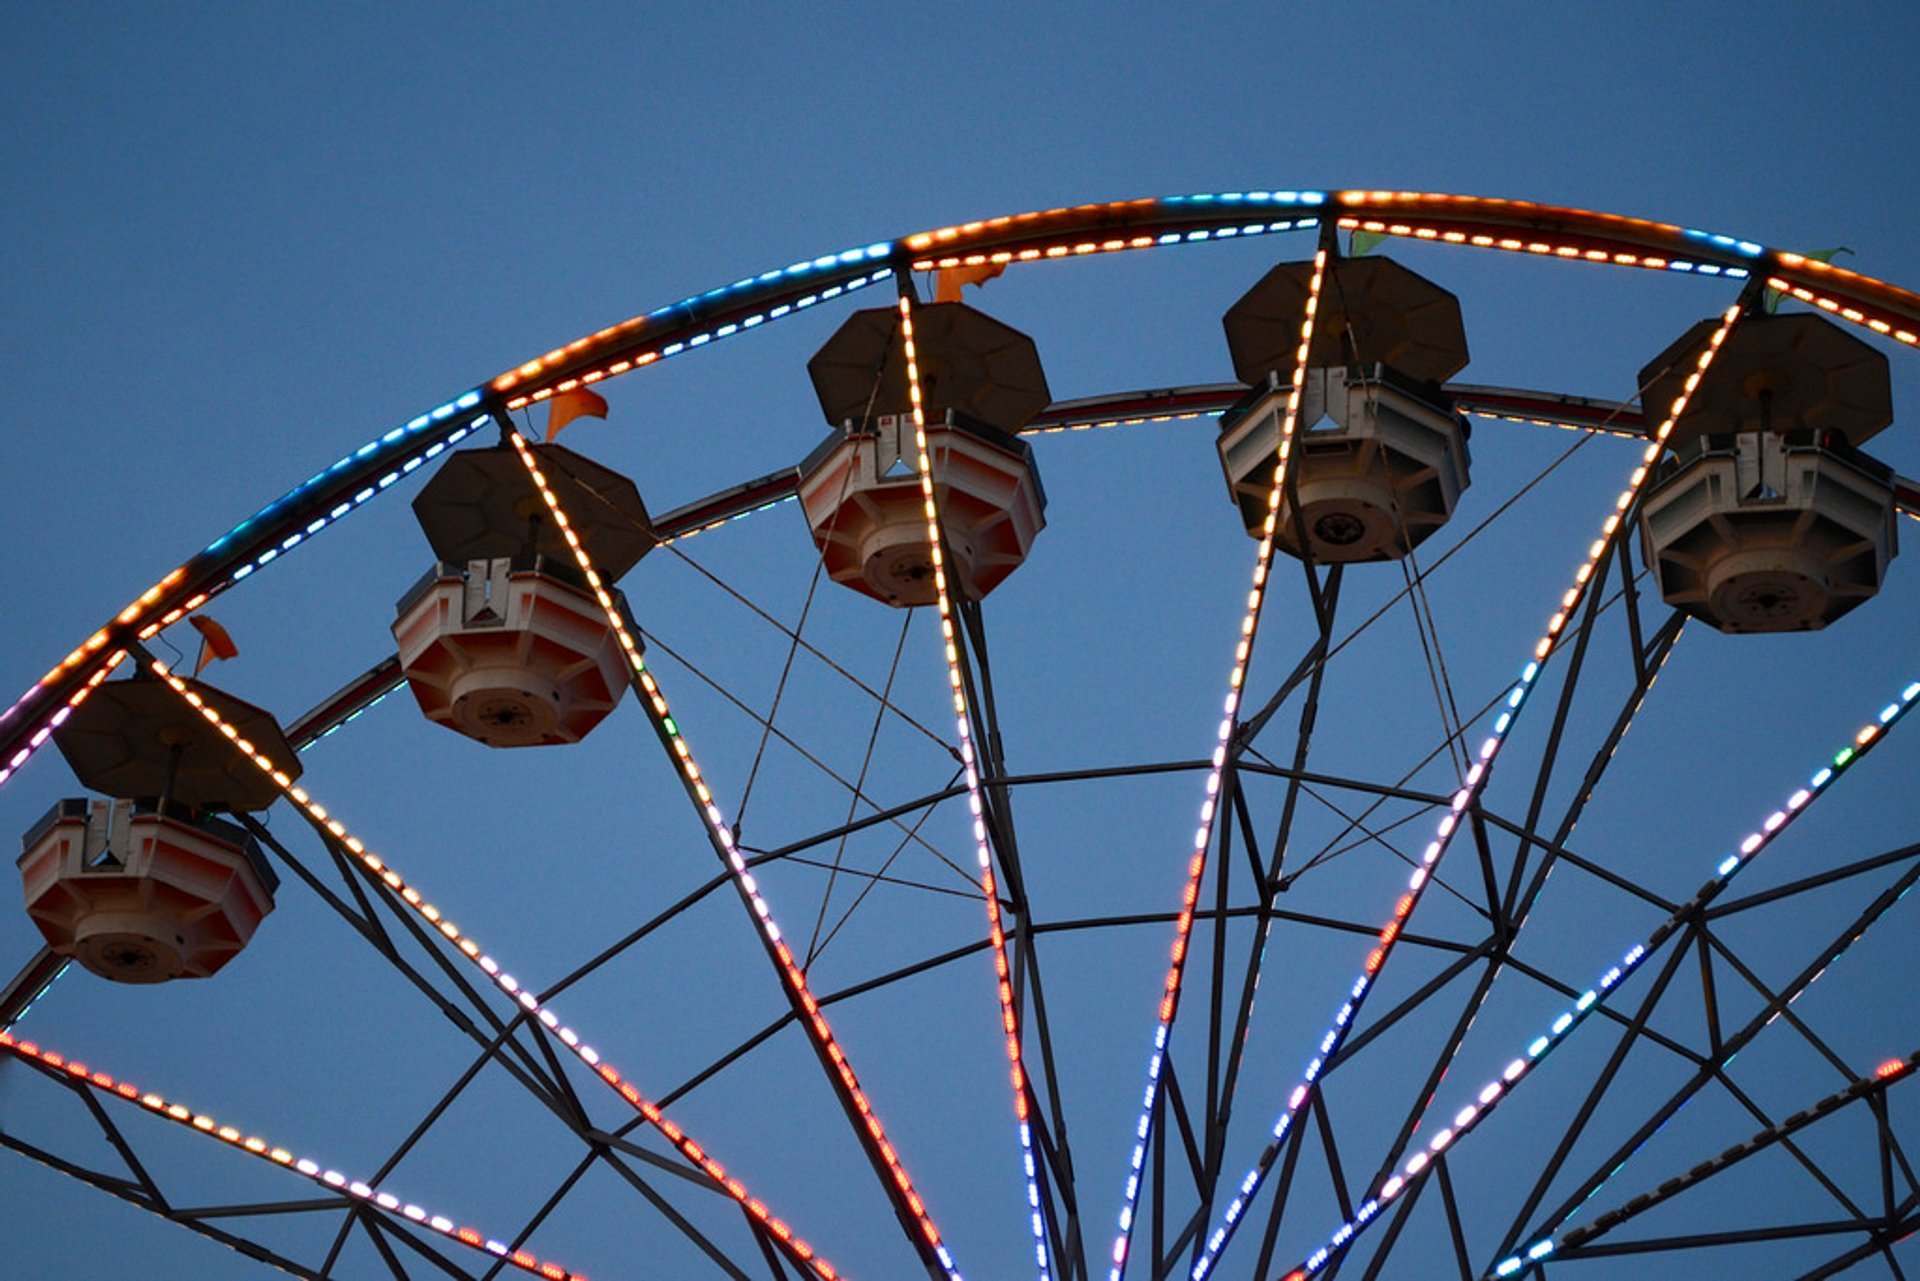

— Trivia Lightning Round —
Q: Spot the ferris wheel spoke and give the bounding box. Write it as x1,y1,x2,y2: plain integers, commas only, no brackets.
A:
664,540,953,753
0,945,64,1029
949,586,1090,1279
1488,844,1920,1276
886,287,1070,1278
1162,560,1347,1257
1273,658,1920,1278
0,1027,591,1279
504,437,953,1279
144,659,856,1281
804,609,916,966
1105,234,1336,1281
0,1125,333,1278
1188,295,1755,1280
1349,607,1688,1206
1548,1056,1919,1275
237,812,585,1130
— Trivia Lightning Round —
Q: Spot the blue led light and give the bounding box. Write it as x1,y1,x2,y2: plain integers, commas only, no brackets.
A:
1,958,69,1031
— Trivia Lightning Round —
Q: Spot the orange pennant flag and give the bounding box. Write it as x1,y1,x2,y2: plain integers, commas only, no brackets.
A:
934,261,1007,303
545,387,610,441
189,614,239,676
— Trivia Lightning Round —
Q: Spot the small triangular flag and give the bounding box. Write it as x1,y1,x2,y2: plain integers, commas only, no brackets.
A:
1350,229,1389,257
189,614,239,676
546,387,610,441
1767,246,1854,313
935,261,1007,303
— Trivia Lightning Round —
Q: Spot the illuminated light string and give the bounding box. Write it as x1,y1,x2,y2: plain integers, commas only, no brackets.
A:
1106,245,1332,1281
1189,301,1750,1281
0,1028,589,1281
912,218,1317,274
1767,276,1920,347
218,415,487,593
501,270,894,411
1287,671,1920,1281
502,435,953,1281
1335,217,1751,280
0,654,125,793
1465,410,1644,442
492,246,894,397
1020,411,1211,436
0,958,68,1032
902,190,1326,255
895,293,1051,1280
1334,189,1765,258
144,661,850,1281
0,403,487,797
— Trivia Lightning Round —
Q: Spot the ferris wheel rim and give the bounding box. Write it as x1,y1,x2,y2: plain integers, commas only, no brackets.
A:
4,191,1919,1281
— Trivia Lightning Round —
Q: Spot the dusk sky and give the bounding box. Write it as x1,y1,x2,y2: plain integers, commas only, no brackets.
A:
5,7,1920,1279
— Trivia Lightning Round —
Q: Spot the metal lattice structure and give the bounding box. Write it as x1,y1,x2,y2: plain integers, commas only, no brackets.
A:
4,191,1920,1280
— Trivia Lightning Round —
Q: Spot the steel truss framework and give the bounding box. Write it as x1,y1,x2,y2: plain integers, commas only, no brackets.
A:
4,191,1920,1280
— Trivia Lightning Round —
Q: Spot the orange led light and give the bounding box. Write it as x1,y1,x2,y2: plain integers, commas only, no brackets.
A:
1767,277,1919,346
1336,217,1719,278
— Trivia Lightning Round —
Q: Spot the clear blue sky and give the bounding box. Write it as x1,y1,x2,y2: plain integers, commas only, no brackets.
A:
4,5,1919,1279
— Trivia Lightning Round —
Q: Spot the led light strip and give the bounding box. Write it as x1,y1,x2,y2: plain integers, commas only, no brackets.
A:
0,398,487,795
1283,672,1920,1281
1767,275,1920,347
911,218,1317,273
0,655,125,791
1106,246,1330,1281
0,957,67,1033
656,494,803,544
1020,411,1213,437
903,190,1326,258
492,246,894,398
0,1028,588,1280
1189,301,1748,1279
503,435,953,1281
1464,410,1644,441
501,270,894,411
145,660,849,1281
216,414,486,593
894,293,1050,1279
1335,217,1751,280
1551,1052,1918,1258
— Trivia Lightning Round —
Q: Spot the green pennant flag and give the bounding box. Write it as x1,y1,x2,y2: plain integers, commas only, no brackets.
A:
1350,229,1389,257
1766,245,1854,312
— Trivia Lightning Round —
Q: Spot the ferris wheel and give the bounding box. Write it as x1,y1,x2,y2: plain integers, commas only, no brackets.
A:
3,190,1919,1280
